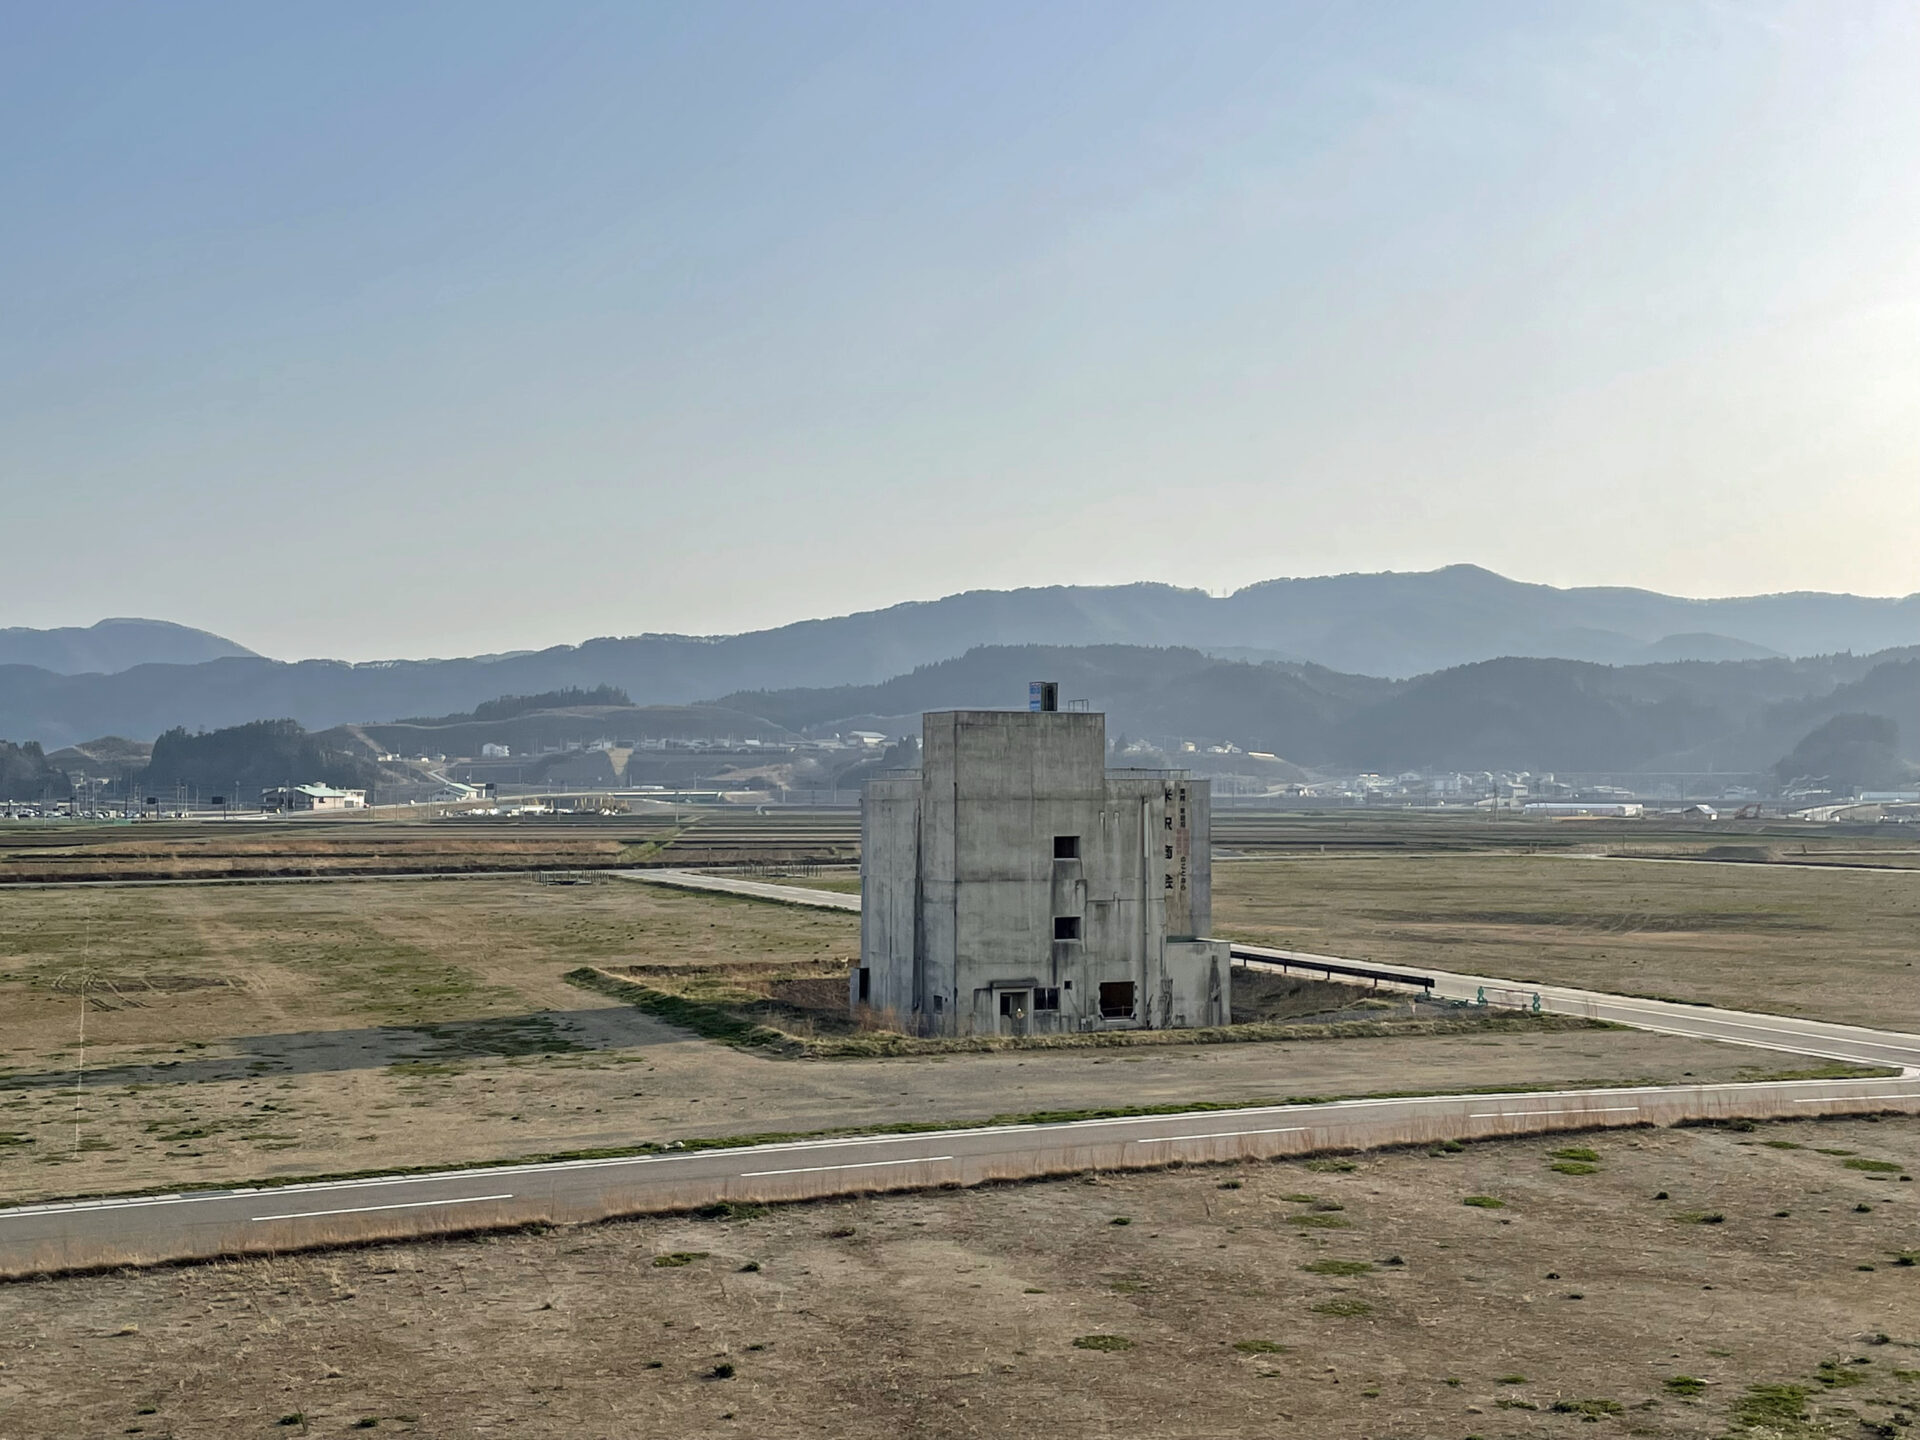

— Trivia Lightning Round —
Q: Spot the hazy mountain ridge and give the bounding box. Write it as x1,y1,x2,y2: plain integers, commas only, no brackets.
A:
9,567,1920,753
0,619,258,675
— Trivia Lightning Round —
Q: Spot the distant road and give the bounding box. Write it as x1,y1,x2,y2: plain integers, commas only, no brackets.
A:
1228,943,1920,1070
0,868,574,891
1550,852,1920,875
613,867,861,910
8,866,1918,1276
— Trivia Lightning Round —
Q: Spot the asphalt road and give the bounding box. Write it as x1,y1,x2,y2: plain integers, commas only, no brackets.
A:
7,1067,1917,1277
1229,943,1920,1070
7,868,1918,1275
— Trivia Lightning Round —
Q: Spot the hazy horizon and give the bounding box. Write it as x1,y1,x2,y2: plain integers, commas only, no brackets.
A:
6,2,1917,660
15,560,1920,666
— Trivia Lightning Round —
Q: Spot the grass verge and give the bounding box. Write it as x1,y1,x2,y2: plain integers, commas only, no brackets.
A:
563,966,1613,1058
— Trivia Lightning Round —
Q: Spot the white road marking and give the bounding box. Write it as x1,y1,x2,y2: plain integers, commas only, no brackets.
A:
1133,1127,1308,1144
1468,1106,1640,1119
249,1193,514,1223
1793,1094,1920,1104
739,1156,953,1178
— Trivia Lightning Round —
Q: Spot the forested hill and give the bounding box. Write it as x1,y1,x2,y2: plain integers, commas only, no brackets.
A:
716,644,1920,776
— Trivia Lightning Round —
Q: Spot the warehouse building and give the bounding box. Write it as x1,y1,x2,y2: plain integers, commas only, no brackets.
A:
856,692,1228,1037
260,783,367,812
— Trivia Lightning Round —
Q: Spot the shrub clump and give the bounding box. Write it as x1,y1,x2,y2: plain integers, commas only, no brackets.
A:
1663,1375,1707,1397
1233,1339,1287,1354
696,1201,768,1222
1302,1259,1373,1276
1289,1213,1352,1229
1073,1334,1133,1352
1550,1399,1623,1417
1731,1383,1809,1429
1311,1298,1372,1317
651,1251,710,1268
1462,1195,1505,1209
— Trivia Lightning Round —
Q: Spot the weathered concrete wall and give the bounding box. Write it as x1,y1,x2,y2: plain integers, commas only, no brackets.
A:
857,777,921,1025
864,709,1214,1036
1156,938,1231,1028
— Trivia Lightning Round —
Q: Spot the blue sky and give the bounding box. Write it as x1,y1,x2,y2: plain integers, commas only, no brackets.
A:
4,1,1916,659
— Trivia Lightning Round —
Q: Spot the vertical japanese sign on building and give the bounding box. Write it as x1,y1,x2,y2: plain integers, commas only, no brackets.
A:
1162,782,1192,933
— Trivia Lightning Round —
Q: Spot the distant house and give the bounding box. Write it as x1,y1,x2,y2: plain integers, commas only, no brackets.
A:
480,743,511,758
261,783,366,812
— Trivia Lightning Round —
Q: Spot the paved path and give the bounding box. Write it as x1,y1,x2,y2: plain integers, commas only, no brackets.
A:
1230,943,1920,1070
8,867,1918,1275
7,1068,1916,1277
1550,853,1920,875
614,868,861,910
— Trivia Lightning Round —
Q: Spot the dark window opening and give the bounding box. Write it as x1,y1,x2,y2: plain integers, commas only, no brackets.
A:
857,967,871,1003
1053,834,1080,860
932,993,943,1013
1098,981,1136,1019
1053,915,1081,941
1034,987,1060,1011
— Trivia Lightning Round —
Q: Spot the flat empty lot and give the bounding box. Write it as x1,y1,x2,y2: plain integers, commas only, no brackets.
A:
1216,852,1920,1030
7,1115,1919,1439
0,877,1772,1205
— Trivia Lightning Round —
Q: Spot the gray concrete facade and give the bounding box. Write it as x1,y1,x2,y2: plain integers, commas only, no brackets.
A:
857,708,1228,1036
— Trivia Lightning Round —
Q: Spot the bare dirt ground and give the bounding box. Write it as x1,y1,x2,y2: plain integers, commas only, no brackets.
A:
7,1115,1920,1439
0,878,1777,1205
1215,852,1920,1030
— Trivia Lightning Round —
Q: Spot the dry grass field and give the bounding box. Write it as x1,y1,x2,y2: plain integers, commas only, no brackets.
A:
1215,852,1920,1030
0,876,1780,1206
0,811,865,883
7,1114,1920,1439
0,816,672,882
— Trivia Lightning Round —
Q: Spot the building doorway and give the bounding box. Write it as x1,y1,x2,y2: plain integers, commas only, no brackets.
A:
1098,980,1137,1021
997,989,1032,1036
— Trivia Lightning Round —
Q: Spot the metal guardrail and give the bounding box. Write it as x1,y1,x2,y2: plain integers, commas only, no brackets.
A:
1230,945,1435,993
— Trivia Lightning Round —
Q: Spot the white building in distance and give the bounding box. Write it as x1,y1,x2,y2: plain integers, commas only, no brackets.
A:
857,699,1229,1037
261,783,366,812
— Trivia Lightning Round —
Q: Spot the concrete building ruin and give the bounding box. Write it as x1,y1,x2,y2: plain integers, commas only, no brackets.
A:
856,692,1229,1036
